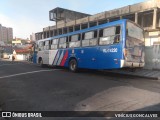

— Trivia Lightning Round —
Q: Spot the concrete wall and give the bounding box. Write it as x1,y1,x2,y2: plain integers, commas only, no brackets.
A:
144,47,154,69
152,44,160,69
144,45,160,70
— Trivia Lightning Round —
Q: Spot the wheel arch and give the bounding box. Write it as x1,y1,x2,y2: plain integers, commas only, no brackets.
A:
68,57,78,72
38,57,42,64
68,57,78,66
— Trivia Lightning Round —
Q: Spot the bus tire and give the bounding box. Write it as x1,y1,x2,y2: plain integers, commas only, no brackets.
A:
39,59,45,68
69,59,78,72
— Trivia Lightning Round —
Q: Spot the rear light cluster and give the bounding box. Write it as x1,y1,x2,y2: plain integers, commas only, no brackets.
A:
114,59,118,64
123,48,128,57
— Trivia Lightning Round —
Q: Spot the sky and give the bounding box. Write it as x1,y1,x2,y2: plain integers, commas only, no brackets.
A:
0,0,146,39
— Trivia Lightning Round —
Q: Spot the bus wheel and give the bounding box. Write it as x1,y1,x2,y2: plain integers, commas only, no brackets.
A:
69,59,78,72
131,68,136,72
39,59,45,68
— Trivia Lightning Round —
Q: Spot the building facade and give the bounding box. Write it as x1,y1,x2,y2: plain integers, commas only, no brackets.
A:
0,24,13,43
30,33,36,41
12,38,31,46
35,0,160,43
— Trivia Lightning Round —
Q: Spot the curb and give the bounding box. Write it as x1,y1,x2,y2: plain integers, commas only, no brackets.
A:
104,70,160,80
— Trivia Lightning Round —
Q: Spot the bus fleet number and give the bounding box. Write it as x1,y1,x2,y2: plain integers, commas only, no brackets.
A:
103,48,118,53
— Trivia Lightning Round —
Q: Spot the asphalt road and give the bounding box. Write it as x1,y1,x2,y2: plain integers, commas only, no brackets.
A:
0,59,160,120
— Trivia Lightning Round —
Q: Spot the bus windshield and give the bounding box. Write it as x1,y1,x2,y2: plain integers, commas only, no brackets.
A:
127,22,144,41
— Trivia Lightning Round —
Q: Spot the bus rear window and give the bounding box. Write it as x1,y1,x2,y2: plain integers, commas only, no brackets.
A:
127,22,143,41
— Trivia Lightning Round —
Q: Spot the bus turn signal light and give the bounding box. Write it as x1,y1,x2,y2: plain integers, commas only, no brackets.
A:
123,48,127,57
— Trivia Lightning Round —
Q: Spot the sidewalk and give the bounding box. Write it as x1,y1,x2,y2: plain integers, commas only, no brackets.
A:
105,69,160,80
0,58,27,62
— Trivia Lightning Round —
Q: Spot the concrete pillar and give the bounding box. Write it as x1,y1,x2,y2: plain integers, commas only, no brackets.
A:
141,13,144,27
87,22,89,28
49,27,51,37
57,29,59,35
67,27,69,33
44,32,46,39
53,30,55,36
88,22,90,28
73,26,75,32
42,33,44,39
80,24,82,30
43,28,45,39
159,17,160,27
135,12,138,24
41,33,42,39
62,28,64,34
96,21,99,26
153,8,158,29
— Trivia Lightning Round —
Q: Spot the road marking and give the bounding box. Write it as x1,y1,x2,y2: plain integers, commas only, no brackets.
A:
0,69,57,79
0,63,23,66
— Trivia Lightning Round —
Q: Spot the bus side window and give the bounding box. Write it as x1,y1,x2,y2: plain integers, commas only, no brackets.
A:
59,37,67,49
82,32,93,47
82,31,98,47
99,27,116,45
49,40,52,49
99,29,103,38
114,26,121,43
44,41,46,50
38,42,41,51
82,33,85,40
69,36,71,42
94,30,97,38
78,34,81,40
51,39,58,49
44,41,50,50
35,43,38,51
39,41,44,51
89,30,98,46
69,34,81,48
116,26,120,34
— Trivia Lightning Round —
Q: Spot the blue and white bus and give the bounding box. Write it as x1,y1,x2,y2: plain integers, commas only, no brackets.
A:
35,19,145,72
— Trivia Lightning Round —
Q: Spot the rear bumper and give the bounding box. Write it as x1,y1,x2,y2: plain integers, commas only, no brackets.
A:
121,60,145,68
